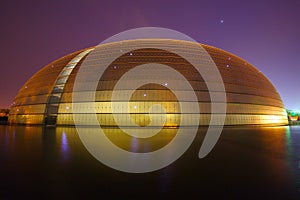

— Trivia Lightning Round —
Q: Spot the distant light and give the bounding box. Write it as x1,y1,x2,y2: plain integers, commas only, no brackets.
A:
228,57,231,60
291,112,297,117
226,64,230,68
113,65,117,69
129,52,133,56
164,83,168,86
143,93,147,97
220,20,224,23
66,106,70,110
133,105,137,109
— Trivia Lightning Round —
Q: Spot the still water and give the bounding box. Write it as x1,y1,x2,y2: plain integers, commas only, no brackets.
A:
0,125,300,199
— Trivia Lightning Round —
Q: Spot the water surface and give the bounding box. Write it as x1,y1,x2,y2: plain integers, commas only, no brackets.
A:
0,125,300,199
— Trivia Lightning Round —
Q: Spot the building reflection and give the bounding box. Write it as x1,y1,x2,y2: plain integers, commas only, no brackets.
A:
1,125,300,198
285,125,300,192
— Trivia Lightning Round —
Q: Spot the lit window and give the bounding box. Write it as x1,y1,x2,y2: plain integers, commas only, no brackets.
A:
143,93,147,97
133,106,137,109
66,106,70,110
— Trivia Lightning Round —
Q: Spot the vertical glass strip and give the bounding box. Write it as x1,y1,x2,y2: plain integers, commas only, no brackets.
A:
44,48,94,125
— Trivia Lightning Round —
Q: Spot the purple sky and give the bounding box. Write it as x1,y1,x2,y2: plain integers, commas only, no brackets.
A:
0,0,299,111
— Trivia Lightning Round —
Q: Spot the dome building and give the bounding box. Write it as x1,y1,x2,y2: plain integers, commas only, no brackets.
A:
9,39,288,126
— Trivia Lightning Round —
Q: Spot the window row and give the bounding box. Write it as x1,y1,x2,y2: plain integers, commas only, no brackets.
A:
55,113,287,126
57,102,285,115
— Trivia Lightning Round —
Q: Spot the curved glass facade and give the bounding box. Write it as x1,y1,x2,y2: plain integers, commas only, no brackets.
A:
9,39,288,126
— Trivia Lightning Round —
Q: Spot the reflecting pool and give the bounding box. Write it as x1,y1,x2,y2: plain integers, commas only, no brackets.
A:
0,125,300,199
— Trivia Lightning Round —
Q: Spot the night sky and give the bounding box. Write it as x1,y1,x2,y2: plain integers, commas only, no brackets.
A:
0,0,299,111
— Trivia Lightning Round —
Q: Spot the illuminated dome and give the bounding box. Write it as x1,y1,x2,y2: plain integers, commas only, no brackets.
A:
9,39,288,126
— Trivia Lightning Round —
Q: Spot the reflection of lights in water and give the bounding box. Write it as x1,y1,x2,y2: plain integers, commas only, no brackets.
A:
130,137,139,152
12,130,16,141
285,126,300,191
286,127,292,156
61,131,69,161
